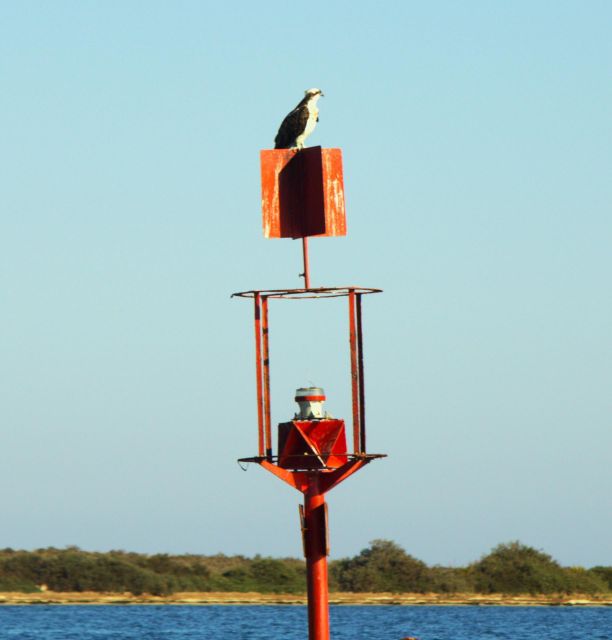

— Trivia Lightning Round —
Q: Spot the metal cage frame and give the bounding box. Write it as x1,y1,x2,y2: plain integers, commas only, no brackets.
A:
232,286,382,460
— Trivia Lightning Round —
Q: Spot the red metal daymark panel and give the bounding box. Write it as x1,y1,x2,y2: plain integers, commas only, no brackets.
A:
277,419,348,470
320,149,346,237
277,421,324,469
298,420,347,468
260,147,346,239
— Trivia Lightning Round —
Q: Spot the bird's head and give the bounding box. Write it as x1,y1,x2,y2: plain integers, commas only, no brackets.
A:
305,88,324,98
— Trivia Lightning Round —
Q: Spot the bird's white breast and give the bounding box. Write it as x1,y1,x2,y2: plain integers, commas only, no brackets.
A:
304,102,319,136
296,96,320,148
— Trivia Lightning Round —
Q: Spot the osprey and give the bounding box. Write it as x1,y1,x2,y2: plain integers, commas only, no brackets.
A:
274,88,324,150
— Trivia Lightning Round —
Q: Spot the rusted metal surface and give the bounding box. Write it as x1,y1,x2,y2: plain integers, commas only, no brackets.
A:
317,456,373,494
239,454,386,494
237,287,383,640
304,481,330,640
301,237,311,288
356,293,366,453
320,149,346,237
243,448,386,640
277,419,348,470
260,147,346,239
232,286,381,300
239,145,385,640
253,294,264,457
262,296,272,459
236,286,382,459
348,289,360,453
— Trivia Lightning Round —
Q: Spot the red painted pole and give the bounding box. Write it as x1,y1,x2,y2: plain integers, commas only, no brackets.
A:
254,293,264,457
348,289,360,454
304,476,329,640
262,296,272,459
356,293,366,454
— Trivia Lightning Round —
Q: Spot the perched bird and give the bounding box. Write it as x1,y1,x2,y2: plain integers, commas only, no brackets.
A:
274,88,324,150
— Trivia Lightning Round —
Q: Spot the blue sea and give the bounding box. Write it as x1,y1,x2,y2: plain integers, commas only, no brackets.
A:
0,605,610,640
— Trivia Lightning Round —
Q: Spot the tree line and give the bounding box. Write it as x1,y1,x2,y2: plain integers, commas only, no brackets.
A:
0,541,610,596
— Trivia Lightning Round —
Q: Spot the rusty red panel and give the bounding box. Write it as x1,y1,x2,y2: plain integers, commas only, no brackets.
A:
277,419,348,470
260,146,347,239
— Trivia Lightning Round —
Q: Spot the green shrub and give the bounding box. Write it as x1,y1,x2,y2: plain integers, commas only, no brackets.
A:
470,542,567,594
0,544,609,596
590,566,612,590
562,567,609,594
428,566,475,593
218,558,306,593
0,576,39,592
333,540,430,593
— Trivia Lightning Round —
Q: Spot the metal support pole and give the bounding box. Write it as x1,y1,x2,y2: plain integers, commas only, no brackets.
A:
304,476,330,640
356,293,366,453
262,296,272,459
348,289,360,453
254,293,264,457
302,237,311,289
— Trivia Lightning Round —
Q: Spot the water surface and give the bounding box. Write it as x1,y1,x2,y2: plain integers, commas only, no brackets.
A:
0,605,610,640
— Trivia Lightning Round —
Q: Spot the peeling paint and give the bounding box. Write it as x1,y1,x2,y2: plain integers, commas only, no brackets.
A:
260,147,346,239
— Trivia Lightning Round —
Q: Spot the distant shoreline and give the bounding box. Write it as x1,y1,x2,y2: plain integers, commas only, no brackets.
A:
1,591,610,606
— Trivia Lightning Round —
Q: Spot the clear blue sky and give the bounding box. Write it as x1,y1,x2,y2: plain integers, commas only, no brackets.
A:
1,1,610,568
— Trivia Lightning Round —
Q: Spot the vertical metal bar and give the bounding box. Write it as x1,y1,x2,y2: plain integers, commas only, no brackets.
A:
254,293,264,457
302,237,311,289
304,475,330,640
348,289,360,454
262,296,272,459
356,293,366,453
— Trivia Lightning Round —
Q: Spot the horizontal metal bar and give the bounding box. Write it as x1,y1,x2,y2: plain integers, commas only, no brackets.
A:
237,453,386,464
232,286,382,300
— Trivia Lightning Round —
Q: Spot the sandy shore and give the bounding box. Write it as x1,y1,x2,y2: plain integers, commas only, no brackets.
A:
0,591,610,606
